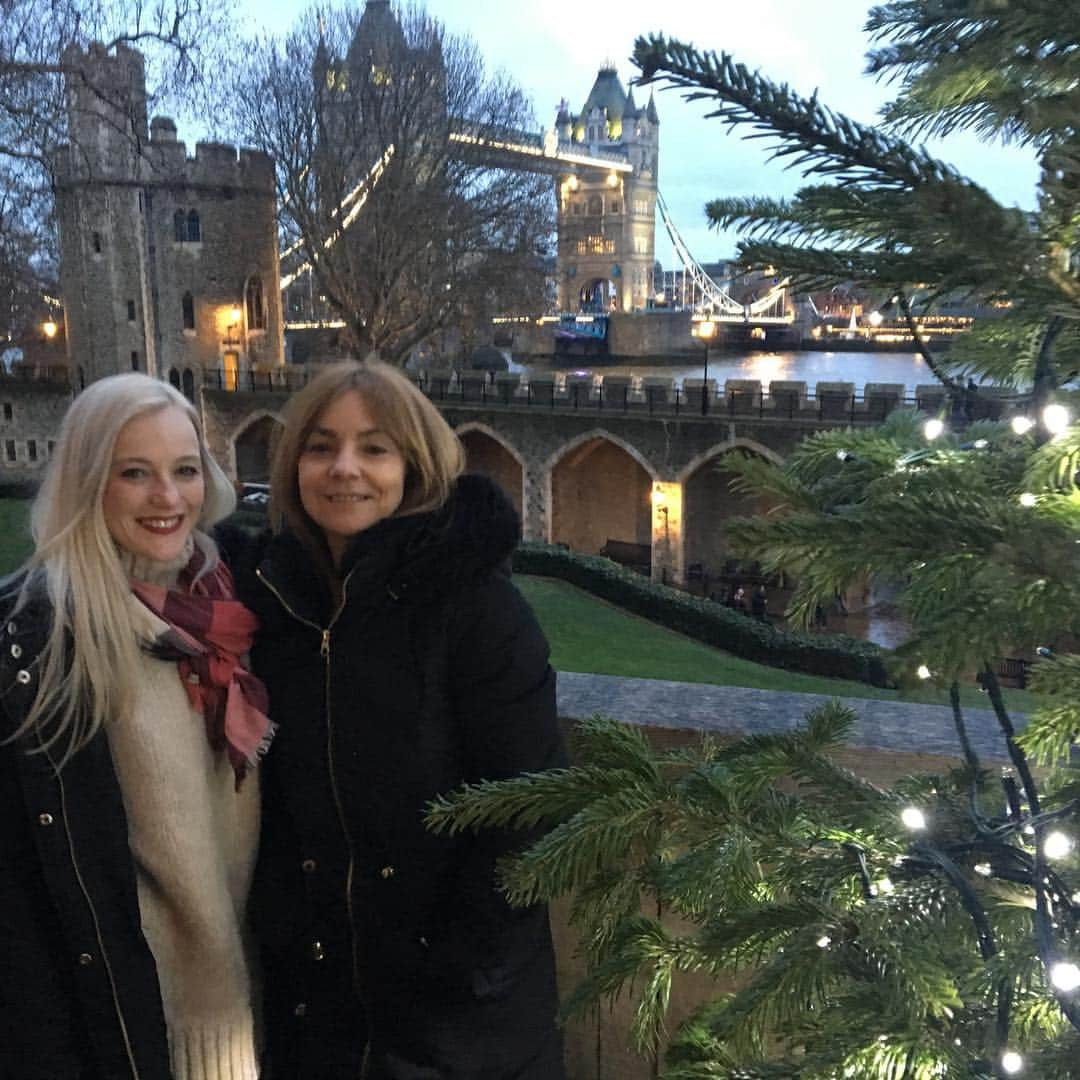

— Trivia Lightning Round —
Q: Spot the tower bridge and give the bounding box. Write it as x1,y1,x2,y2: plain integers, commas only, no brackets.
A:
52,0,794,398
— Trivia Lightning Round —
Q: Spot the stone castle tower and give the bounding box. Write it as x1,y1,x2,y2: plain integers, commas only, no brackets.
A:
555,66,659,313
56,43,283,393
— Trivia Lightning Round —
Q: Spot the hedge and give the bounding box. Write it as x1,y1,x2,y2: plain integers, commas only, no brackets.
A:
512,543,891,688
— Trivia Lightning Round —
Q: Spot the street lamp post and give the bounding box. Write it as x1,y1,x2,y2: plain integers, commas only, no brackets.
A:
692,318,717,415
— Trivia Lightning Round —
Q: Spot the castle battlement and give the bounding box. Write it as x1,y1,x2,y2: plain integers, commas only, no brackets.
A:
140,122,275,190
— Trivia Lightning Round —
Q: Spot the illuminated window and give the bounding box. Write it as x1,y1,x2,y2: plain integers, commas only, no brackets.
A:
576,236,615,255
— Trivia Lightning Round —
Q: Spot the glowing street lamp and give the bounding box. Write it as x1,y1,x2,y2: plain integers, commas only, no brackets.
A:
692,318,717,416
41,319,58,340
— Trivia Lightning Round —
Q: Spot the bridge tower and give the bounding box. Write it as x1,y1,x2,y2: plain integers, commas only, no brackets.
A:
56,43,283,391
554,66,659,313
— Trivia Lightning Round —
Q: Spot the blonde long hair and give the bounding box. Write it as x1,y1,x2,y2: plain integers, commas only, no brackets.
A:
270,359,464,581
6,373,236,765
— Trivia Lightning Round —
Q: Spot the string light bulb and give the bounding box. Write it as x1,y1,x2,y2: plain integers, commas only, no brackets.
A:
916,665,932,680
923,418,945,440
901,807,927,830
816,935,831,948
1019,492,1037,508
1044,831,1073,860
1001,1050,1024,1074
1011,416,1034,435
1043,403,1070,434
1050,962,1080,993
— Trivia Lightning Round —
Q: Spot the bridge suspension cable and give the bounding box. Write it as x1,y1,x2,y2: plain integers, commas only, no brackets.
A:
655,190,791,323
279,145,396,289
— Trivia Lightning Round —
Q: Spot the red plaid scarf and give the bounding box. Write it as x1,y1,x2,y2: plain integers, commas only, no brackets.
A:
130,551,273,788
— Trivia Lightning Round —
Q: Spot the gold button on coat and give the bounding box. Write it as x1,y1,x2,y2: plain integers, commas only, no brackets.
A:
379,865,395,879
77,953,94,966
37,812,54,826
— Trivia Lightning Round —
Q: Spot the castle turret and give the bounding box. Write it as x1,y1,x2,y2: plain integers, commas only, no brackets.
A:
56,43,283,392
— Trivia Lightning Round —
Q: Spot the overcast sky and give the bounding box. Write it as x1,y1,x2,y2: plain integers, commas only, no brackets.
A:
235,0,1041,267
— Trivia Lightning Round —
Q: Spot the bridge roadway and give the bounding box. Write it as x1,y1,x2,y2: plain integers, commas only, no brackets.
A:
200,372,965,589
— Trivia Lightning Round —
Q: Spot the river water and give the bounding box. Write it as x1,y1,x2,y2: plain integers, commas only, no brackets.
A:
510,348,935,394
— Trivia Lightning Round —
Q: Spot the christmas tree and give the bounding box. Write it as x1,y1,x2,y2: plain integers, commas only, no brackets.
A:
428,5,1080,1075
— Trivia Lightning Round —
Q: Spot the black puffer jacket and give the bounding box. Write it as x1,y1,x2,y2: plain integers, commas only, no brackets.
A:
244,475,566,1080
0,582,172,1080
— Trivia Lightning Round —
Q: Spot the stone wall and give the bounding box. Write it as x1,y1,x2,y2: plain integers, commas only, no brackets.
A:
0,380,74,487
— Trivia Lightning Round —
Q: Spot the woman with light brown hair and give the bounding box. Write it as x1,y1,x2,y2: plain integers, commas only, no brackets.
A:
245,359,565,1079
0,372,269,1080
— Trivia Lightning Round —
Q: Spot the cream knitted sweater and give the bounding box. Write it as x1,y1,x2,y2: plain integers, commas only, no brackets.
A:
106,545,261,1080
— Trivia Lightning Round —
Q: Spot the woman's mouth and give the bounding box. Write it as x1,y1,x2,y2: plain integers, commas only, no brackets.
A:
138,516,185,534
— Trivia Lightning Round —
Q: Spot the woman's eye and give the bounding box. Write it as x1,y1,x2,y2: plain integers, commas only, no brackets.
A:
120,467,147,480
364,444,388,456
176,465,202,478
304,442,332,455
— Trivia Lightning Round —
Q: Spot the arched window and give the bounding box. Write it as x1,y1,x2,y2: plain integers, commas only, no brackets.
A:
168,367,181,389
182,291,195,330
174,210,186,243
182,368,195,402
245,276,266,331
588,195,603,216
187,209,201,243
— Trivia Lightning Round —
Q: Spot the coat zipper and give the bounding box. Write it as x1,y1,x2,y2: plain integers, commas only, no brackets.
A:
46,747,141,1079
256,567,361,988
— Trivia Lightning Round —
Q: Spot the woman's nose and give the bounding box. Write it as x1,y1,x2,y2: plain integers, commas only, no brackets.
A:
329,446,360,477
149,476,181,504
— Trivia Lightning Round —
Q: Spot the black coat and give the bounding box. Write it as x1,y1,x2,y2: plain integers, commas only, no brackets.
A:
0,583,172,1080
244,475,566,1080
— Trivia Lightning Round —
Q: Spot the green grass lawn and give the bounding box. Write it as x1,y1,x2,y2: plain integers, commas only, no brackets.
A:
0,499,32,575
516,574,1033,712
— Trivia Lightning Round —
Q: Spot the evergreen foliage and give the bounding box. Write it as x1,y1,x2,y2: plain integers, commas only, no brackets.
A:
430,5,1080,1074
632,2,1080,407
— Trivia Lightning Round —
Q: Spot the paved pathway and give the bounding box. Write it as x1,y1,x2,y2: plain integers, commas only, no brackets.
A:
556,673,1024,763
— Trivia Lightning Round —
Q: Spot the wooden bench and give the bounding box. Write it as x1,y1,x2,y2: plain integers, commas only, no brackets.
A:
600,539,651,575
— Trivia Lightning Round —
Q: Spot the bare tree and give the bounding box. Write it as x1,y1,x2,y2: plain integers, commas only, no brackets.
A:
224,1,553,364
0,0,231,342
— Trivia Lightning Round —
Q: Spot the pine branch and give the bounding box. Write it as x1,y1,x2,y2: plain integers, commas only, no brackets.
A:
632,33,968,191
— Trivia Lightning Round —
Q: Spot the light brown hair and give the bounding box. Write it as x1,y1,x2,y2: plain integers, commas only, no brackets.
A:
270,359,465,575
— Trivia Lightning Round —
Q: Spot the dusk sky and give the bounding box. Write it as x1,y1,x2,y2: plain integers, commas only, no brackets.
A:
235,0,1042,268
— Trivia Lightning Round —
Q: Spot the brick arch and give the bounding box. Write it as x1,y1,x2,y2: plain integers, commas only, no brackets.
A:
231,410,283,483
679,440,784,597
455,422,525,525
543,427,657,478
676,437,783,484
546,429,656,553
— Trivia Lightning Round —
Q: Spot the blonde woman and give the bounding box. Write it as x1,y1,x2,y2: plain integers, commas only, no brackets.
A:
0,373,270,1080
245,360,565,1079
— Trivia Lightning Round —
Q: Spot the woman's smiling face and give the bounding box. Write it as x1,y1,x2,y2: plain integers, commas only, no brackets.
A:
297,390,406,564
102,405,205,564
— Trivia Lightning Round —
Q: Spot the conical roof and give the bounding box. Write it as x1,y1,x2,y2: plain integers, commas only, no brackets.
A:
579,66,629,125
346,0,406,74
